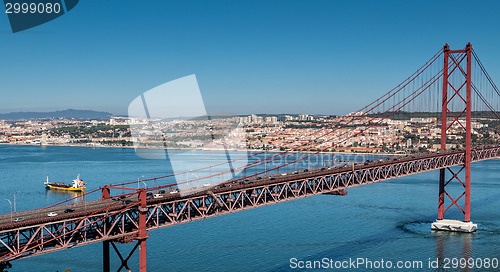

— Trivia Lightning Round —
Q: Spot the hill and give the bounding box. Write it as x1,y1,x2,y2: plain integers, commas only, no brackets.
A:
0,109,113,120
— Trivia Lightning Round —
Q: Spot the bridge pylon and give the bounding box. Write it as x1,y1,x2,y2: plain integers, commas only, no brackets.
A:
431,43,477,232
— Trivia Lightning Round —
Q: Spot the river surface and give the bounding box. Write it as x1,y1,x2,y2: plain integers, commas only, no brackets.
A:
0,145,499,271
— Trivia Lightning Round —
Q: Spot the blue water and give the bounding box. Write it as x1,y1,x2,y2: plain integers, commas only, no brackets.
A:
1,145,500,271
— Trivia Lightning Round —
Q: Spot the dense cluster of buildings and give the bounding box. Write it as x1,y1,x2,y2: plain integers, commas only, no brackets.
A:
0,118,131,147
0,113,498,153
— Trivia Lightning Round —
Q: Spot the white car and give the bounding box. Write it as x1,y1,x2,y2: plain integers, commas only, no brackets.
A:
153,194,163,198
47,212,57,217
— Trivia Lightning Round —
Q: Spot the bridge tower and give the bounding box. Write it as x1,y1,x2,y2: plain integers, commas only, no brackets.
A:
432,43,477,232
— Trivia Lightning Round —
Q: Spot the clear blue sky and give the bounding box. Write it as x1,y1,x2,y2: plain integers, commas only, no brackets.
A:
1,0,500,115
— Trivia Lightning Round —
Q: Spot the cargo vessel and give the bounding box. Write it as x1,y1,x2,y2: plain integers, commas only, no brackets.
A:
44,175,86,192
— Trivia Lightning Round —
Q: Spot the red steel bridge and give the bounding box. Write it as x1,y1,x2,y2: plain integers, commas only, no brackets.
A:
1,43,500,271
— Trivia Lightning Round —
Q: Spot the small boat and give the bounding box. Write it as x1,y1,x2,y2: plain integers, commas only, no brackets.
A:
324,189,348,196
334,189,348,196
44,175,86,192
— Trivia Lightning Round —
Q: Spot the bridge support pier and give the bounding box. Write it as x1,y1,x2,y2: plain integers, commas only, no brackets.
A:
102,189,149,271
432,43,477,232
105,240,142,272
137,189,148,272
138,238,147,272
103,240,110,272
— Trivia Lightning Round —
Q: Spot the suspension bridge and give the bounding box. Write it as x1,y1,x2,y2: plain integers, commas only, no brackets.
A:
1,43,500,271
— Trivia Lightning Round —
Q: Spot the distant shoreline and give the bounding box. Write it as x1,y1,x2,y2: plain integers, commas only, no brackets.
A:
0,142,401,156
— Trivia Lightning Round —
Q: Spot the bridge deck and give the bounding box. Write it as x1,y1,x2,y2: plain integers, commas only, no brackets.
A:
0,147,498,262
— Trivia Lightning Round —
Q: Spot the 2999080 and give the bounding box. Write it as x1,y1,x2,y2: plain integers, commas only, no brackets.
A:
442,258,499,269
5,2,62,14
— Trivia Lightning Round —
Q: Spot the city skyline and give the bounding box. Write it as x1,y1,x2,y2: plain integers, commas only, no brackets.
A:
2,1,500,116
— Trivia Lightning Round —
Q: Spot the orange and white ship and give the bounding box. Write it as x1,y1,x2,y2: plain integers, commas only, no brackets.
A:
44,175,86,192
